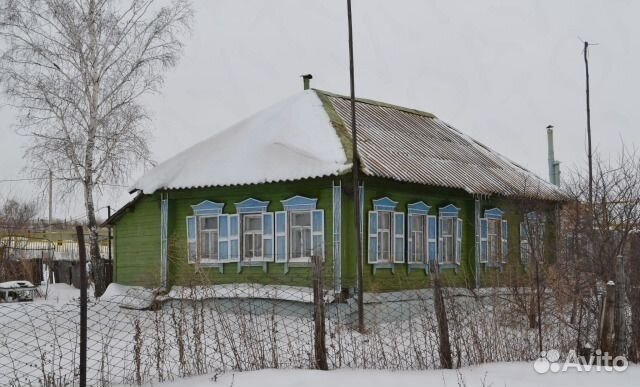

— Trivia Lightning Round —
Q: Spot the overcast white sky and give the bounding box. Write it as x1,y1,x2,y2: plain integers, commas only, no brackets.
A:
0,0,638,221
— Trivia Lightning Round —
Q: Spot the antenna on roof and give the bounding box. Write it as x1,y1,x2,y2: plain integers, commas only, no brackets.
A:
301,74,313,90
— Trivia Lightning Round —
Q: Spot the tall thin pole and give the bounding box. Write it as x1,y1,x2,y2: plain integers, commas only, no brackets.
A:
584,42,593,209
347,0,364,332
107,205,112,262
48,170,53,232
76,225,87,387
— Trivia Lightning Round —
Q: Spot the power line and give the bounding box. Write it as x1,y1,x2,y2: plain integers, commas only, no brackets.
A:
0,176,128,187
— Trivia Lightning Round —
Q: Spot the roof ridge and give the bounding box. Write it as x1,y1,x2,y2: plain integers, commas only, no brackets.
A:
313,89,437,119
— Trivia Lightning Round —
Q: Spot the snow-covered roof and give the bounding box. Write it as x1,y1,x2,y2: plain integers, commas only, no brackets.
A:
131,89,566,201
0,281,36,289
132,91,351,193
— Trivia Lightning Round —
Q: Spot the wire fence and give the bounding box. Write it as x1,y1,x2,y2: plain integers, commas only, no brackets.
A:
0,259,608,387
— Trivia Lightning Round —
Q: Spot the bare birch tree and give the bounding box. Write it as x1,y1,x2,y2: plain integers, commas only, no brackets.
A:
0,0,192,295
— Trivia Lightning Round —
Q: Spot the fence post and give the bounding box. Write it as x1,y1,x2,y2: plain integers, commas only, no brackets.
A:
599,281,616,355
432,266,453,369
312,255,328,370
614,255,626,357
76,226,87,387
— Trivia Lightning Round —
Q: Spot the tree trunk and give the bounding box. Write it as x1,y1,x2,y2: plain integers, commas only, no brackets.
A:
84,181,105,297
83,0,106,298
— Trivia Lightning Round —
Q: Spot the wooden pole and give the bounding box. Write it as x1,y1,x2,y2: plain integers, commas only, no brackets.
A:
347,0,364,332
48,170,53,232
312,255,328,370
614,255,626,357
584,42,594,216
535,255,543,353
76,225,87,387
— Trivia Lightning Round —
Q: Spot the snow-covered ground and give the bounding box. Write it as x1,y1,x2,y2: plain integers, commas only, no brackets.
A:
116,363,640,387
34,282,81,304
0,284,606,386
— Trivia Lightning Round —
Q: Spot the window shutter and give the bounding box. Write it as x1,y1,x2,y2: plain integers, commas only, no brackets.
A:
186,216,197,263
455,218,463,265
368,211,378,263
438,217,444,263
501,219,508,263
407,214,414,263
427,215,437,267
218,214,229,261
519,222,528,264
479,218,488,263
228,214,240,262
312,210,325,260
393,212,405,263
263,212,274,262
275,211,287,262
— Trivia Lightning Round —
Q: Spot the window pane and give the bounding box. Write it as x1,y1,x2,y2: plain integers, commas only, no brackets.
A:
211,233,218,257
303,229,312,256
244,235,253,257
379,231,390,261
244,214,261,232
200,235,210,258
379,212,391,229
442,217,454,236
415,232,424,259
445,237,454,263
254,236,262,256
202,217,218,230
292,212,311,227
292,229,303,257
412,215,424,231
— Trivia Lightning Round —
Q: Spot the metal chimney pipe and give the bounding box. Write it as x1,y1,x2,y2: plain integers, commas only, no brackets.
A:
302,74,313,90
546,125,556,185
554,161,561,186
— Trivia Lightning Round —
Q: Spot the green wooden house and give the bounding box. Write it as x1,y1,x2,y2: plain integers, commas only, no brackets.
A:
105,89,565,294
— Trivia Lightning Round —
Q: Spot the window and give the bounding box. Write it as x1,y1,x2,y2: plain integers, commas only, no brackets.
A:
277,196,325,263
234,198,273,263
438,204,462,265
487,218,502,264
520,222,530,265
520,212,544,265
479,208,508,265
242,214,263,261
409,214,425,263
199,216,219,261
368,197,405,265
187,201,233,265
377,211,393,262
290,211,312,260
441,217,456,264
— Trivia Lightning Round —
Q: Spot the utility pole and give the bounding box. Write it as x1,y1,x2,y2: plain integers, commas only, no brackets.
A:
584,42,593,209
347,0,364,332
107,205,112,262
48,170,53,232
76,225,87,387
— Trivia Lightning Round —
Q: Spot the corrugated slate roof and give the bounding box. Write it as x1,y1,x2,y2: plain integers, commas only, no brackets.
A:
131,89,565,201
317,90,566,201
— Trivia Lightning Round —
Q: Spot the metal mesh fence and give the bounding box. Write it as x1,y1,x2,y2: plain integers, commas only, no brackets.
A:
0,267,605,386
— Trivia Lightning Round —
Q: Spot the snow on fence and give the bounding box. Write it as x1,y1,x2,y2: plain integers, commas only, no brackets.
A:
0,278,598,387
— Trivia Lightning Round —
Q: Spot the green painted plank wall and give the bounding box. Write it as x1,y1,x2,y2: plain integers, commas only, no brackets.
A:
113,193,161,286
339,175,477,291
165,178,336,288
